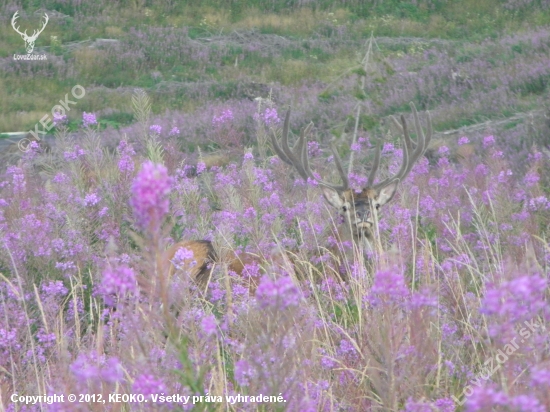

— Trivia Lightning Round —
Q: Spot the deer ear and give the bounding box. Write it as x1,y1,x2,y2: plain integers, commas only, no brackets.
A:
321,187,344,209
377,179,399,206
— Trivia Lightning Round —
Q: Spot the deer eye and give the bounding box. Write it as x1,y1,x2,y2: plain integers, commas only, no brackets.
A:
342,206,347,212
375,204,380,210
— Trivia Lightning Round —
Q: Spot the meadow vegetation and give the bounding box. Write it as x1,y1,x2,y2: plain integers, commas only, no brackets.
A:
0,0,550,411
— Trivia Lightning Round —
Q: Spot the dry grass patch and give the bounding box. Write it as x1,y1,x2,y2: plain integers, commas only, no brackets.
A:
236,8,320,35
0,111,47,132
74,48,110,80
267,59,315,85
104,26,124,37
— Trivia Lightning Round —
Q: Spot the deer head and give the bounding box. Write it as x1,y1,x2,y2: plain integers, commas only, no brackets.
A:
11,11,49,54
271,103,432,248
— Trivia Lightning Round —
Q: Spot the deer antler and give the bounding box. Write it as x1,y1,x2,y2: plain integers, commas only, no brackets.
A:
371,102,432,189
270,108,349,191
271,103,432,192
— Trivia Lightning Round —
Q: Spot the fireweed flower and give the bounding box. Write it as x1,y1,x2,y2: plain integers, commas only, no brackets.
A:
132,374,166,396
196,162,206,175
404,397,455,412
438,145,450,156
71,352,123,384
0,329,20,357
464,385,509,411
71,353,100,382
63,145,86,162
481,275,548,338
52,111,67,126
213,109,234,125
368,266,410,307
149,124,162,135
99,265,137,305
527,196,550,211
255,107,280,125
101,357,124,383
82,112,97,128
524,171,540,188
117,140,136,174
41,280,68,297
263,107,280,125
169,126,180,136
200,314,218,337
481,275,547,319
130,161,172,233
482,135,495,148
382,142,395,154
307,141,322,157
172,247,196,271
531,367,550,386
255,275,301,309
458,136,470,145
234,359,257,387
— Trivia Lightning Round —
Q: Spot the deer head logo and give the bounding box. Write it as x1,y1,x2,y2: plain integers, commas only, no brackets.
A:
11,11,49,54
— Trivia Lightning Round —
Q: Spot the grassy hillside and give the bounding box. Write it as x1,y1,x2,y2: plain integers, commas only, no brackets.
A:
1,0,549,132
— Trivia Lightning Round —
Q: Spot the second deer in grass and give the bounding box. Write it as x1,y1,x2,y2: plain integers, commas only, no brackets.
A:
165,102,432,288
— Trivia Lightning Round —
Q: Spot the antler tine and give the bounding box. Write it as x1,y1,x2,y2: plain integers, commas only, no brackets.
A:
367,141,382,186
374,114,411,189
272,108,349,192
270,110,293,166
300,140,348,191
271,109,314,181
295,121,313,172
374,102,432,189
279,108,301,168
328,141,349,190
401,102,431,179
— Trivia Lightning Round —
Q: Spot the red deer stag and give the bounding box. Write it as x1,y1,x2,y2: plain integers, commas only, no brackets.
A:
165,103,432,288
270,102,432,254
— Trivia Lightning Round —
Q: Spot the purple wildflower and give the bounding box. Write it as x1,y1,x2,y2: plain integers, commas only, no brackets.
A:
213,109,234,126
482,135,495,148
458,136,470,145
264,107,280,125
368,267,410,306
438,145,450,156
132,374,166,396
82,112,97,128
118,140,136,174
130,161,172,232
149,124,162,135
52,112,67,126
200,315,218,337
100,265,137,297
256,276,301,309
